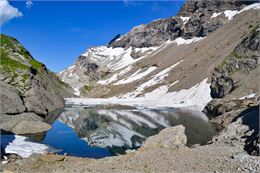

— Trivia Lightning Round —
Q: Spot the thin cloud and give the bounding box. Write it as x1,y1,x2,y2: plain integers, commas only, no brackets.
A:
26,0,33,9
0,0,22,26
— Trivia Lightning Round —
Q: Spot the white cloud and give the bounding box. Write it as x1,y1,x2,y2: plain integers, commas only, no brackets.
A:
0,0,23,26
26,0,33,9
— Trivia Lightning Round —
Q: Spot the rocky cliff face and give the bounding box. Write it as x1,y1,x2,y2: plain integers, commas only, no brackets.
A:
0,34,73,134
108,0,258,48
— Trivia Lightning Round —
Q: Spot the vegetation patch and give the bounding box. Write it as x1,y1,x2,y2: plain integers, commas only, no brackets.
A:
0,49,28,71
30,59,43,71
84,85,93,92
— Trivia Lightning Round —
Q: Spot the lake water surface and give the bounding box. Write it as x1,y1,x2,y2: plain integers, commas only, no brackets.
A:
40,105,218,158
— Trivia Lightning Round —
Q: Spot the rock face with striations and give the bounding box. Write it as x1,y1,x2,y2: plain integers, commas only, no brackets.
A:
0,34,73,134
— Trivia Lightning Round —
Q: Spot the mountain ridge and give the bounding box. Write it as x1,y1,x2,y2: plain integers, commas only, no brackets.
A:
58,2,260,110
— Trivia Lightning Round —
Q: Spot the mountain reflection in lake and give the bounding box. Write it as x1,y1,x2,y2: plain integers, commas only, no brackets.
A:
42,106,217,158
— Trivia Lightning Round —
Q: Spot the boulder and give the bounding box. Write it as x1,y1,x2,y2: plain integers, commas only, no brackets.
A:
0,113,43,133
142,125,187,149
11,120,51,135
210,71,234,98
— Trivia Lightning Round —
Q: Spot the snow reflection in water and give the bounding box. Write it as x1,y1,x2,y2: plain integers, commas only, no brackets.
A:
43,106,217,158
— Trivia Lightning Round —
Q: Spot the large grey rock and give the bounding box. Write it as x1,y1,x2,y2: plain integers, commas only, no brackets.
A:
11,120,51,135
0,82,26,114
210,71,234,98
24,75,65,116
143,125,187,148
0,112,43,132
1,34,73,120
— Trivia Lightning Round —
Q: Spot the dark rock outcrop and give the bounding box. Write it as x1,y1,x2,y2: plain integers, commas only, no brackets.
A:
210,25,259,98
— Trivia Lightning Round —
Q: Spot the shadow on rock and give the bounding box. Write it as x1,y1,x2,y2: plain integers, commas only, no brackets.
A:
233,106,259,156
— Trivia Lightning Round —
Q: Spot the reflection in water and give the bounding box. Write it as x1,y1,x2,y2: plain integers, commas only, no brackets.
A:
42,106,217,157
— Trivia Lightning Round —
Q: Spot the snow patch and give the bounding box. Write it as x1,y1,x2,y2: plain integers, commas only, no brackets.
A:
211,12,222,18
97,46,159,85
224,10,239,20
224,3,260,21
173,37,205,45
74,87,80,96
121,60,183,98
180,16,190,25
114,66,157,85
66,78,211,111
1,135,50,158
240,3,260,13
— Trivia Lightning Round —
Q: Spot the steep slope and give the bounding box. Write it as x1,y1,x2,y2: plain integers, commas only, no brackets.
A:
0,34,74,134
203,24,260,156
59,2,259,110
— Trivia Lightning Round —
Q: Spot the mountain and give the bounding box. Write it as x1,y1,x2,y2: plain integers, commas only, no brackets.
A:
59,0,260,157
0,34,74,134
1,0,260,171
58,1,259,110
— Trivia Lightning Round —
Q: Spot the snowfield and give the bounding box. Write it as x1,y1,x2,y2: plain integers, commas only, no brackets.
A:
66,78,212,111
224,3,260,20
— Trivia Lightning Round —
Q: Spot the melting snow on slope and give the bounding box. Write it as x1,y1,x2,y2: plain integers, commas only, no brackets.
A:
82,46,158,73
224,10,239,20
180,16,190,25
173,37,205,45
114,66,158,85
97,47,159,85
121,60,183,98
211,12,222,18
66,78,212,111
1,135,50,158
224,3,260,21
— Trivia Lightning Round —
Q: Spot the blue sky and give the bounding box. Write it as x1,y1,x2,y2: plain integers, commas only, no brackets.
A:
1,0,185,72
